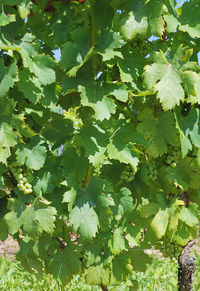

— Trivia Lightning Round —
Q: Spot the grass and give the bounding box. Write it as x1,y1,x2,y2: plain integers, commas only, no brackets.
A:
0,255,100,291
0,252,200,291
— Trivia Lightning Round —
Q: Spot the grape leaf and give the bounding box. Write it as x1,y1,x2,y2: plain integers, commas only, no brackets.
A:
111,253,133,283
140,203,159,218
179,204,199,227
116,52,145,83
119,187,133,212
175,108,200,157
181,71,200,105
78,125,108,160
137,109,178,157
93,0,114,31
22,207,40,237
97,30,125,61
150,209,169,239
0,121,18,164
4,199,26,235
172,221,193,246
79,84,116,121
179,0,200,38
143,62,184,110
147,1,165,37
41,114,73,147
0,122,18,148
0,7,15,26
33,171,54,196
70,202,99,239
86,265,109,286
61,147,88,188
166,157,200,190
26,55,55,86
62,188,77,212
36,206,57,234
16,137,47,170
0,60,17,98
18,69,43,104
18,0,31,19
130,249,153,272
107,143,139,171
108,227,126,255
125,225,142,248
120,10,148,41
0,219,8,241
49,246,81,285
60,26,92,76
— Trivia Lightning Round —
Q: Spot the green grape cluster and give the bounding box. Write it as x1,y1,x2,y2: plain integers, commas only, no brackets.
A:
163,241,183,259
120,165,135,183
132,40,149,56
166,145,180,167
134,144,145,154
147,164,157,181
10,162,33,195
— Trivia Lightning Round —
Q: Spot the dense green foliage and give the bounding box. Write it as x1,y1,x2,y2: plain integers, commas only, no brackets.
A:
1,0,200,288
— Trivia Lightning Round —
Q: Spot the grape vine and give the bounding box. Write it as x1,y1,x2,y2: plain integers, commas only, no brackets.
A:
0,0,200,290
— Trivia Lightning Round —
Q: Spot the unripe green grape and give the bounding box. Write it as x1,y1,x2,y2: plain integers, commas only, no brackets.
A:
18,184,23,191
17,173,23,180
25,183,31,189
171,162,176,168
24,189,30,195
22,185,26,191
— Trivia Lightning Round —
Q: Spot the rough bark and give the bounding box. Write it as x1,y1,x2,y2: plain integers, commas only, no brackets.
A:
100,284,108,291
178,240,196,291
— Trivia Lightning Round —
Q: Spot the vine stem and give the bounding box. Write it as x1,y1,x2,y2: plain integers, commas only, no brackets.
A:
116,100,139,125
178,240,196,291
161,15,167,42
82,166,92,191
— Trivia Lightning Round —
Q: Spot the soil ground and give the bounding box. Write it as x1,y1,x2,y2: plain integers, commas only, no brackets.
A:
0,236,19,258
